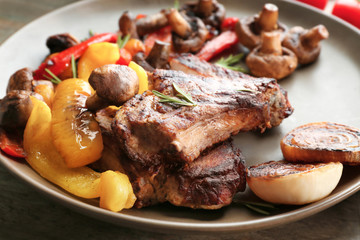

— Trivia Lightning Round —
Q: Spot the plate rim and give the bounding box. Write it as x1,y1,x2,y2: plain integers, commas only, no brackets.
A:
0,0,359,233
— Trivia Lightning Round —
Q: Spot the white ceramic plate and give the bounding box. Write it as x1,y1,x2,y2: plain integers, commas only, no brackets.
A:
0,0,359,234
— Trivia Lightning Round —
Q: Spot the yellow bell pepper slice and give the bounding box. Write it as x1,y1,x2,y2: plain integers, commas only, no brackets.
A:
78,42,120,81
128,61,148,94
23,97,101,199
99,170,136,212
51,78,103,168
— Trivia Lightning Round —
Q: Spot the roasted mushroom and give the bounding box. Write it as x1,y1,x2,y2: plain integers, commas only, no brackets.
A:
119,11,139,39
132,52,155,72
282,25,329,65
135,10,169,37
235,3,287,50
46,33,79,54
181,0,226,32
146,40,171,69
246,32,298,80
86,64,139,111
0,90,43,129
6,68,33,93
167,8,208,53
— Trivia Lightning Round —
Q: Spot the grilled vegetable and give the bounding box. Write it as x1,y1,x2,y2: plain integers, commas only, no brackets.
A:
78,42,120,81
99,170,136,212
51,78,103,168
281,122,360,165
33,33,118,80
247,160,343,205
24,97,101,198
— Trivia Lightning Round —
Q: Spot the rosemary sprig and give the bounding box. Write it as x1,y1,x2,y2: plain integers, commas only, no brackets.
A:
89,29,94,37
174,0,180,10
237,88,258,93
152,83,197,107
173,83,196,105
216,53,248,73
117,33,131,49
44,68,61,84
239,201,277,215
71,54,77,78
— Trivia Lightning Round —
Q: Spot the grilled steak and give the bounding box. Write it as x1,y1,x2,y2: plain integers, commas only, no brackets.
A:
170,53,250,79
96,109,246,209
112,69,293,165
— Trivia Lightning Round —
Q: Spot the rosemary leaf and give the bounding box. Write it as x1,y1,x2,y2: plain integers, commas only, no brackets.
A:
244,204,271,215
172,83,196,106
240,201,277,209
174,0,180,10
89,29,94,37
237,88,258,93
216,53,248,73
71,54,77,79
152,90,195,106
117,33,131,49
44,68,61,84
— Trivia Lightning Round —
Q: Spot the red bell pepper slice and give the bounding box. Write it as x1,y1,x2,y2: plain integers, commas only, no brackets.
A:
144,26,172,55
221,17,239,31
116,48,132,66
33,32,118,80
196,31,238,61
332,0,360,29
0,129,26,158
136,14,147,20
296,0,328,10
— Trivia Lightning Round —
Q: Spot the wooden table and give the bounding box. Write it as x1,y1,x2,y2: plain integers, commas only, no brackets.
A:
0,0,359,239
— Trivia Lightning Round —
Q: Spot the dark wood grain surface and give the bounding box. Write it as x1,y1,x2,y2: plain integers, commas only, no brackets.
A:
0,0,359,239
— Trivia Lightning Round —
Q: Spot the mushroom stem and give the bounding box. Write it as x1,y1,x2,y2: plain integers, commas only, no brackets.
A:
86,93,109,111
257,3,279,32
197,0,214,18
167,9,192,38
260,32,282,55
119,11,139,39
146,40,171,69
301,24,329,48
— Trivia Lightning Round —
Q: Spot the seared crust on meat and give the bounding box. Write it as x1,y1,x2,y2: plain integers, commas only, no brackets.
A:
112,69,292,165
165,140,246,209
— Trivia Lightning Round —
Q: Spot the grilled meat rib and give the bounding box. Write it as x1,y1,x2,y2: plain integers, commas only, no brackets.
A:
112,69,293,165
96,109,246,209
170,53,249,79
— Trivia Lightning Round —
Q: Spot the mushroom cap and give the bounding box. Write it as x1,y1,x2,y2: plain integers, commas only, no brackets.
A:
172,17,208,53
89,64,139,106
246,46,298,80
7,68,33,93
0,90,43,128
235,16,288,50
46,33,79,54
282,26,324,65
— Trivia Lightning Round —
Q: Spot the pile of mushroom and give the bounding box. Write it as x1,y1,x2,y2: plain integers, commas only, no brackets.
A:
0,68,50,129
236,3,329,80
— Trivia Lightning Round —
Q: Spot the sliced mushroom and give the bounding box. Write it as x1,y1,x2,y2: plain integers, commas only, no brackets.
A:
182,0,225,32
282,25,329,65
86,64,139,111
119,11,139,39
136,10,169,37
0,90,43,129
246,32,298,80
46,33,79,54
167,9,208,53
146,41,171,69
6,68,33,93
235,3,287,50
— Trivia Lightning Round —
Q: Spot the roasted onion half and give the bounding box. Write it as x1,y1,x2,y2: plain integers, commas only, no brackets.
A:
281,122,360,165
247,160,343,205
